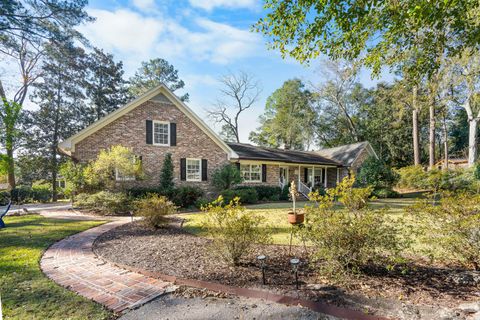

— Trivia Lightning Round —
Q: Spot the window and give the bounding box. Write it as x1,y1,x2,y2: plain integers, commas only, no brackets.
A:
240,164,262,182
186,158,201,181
153,121,169,146
115,156,141,181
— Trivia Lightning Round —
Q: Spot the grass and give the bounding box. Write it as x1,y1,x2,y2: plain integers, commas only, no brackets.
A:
182,197,421,246
0,215,112,320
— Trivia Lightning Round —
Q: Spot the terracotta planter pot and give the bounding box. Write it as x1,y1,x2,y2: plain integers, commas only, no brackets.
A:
287,211,304,225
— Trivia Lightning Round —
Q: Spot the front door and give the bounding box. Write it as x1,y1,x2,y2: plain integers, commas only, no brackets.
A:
279,167,289,186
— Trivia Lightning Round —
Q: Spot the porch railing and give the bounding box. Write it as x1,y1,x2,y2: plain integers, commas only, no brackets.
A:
298,181,312,198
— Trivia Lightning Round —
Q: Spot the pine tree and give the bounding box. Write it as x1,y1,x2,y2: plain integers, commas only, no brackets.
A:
160,153,174,192
27,40,87,201
83,48,130,125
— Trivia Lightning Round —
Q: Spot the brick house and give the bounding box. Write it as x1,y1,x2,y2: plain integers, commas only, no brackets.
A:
59,84,376,196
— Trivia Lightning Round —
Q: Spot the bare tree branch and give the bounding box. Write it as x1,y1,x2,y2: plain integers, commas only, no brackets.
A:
207,71,262,142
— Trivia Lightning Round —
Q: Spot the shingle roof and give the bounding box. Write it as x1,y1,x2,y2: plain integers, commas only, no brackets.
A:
313,141,372,167
227,142,341,166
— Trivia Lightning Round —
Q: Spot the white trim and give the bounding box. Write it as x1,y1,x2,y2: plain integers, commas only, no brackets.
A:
59,84,239,159
186,158,202,182
152,120,170,146
115,168,136,181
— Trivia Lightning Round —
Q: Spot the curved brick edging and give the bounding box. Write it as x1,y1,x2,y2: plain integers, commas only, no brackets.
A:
102,260,390,320
40,220,173,314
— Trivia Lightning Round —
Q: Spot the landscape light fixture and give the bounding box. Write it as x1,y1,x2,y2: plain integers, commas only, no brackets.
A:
290,258,300,289
257,255,267,285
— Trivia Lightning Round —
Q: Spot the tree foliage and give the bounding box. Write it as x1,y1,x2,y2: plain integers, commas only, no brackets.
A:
83,47,130,125
159,153,174,192
128,58,188,101
212,164,243,190
250,79,316,150
255,0,480,77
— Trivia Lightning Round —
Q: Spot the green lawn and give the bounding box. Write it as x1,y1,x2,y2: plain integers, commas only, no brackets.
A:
182,197,421,246
0,215,112,320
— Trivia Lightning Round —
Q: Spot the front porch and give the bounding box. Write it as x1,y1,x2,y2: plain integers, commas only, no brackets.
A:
279,164,341,196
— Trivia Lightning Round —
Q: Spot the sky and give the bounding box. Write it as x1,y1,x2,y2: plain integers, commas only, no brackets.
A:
2,0,395,143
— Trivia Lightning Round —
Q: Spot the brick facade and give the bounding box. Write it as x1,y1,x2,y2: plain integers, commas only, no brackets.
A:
72,94,230,192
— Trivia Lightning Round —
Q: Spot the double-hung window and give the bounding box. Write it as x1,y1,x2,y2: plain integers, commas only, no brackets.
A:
153,121,169,146
240,164,262,182
186,158,201,181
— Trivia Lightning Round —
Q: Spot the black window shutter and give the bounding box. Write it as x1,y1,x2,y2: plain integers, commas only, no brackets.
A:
146,120,153,144
170,123,176,146
202,159,208,181
180,158,186,181
262,164,267,182
322,168,326,183
304,168,308,183
236,162,240,171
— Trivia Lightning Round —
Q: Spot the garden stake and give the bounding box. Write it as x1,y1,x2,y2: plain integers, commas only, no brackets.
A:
290,258,300,290
257,255,267,285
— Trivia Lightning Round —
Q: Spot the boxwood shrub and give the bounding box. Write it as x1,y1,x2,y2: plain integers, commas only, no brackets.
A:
220,188,258,204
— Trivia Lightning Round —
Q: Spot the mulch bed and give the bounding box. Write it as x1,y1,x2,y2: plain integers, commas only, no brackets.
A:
93,220,480,319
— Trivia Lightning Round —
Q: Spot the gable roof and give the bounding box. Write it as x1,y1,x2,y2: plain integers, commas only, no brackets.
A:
227,142,341,166
59,84,239,159
313,141,377,167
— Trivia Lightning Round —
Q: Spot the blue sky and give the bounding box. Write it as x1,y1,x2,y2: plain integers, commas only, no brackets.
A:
2,0,394,143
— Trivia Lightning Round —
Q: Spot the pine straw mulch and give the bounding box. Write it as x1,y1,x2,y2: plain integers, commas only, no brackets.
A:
93,220,480,319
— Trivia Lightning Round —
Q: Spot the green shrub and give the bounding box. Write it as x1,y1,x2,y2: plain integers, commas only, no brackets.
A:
373,188,400,199
280,185,290,201
10,185,52,204
202,197,271,266
160,153,174,192
396,165,429,190
357,156,399,190
195,197,211,209
171,186,204,208
235,185,282,201
135,194,177,228
220,188,258,204
333,174,373,212
409,193,480,270
304,206,408,279
74,191,131,215
31,185,51,203
212,164,243,190
126,187,166,199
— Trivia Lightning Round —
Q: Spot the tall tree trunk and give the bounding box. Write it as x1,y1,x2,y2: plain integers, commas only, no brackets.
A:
442,114,448,170
6,148,15,190
428,100,436,169
412,86,421,166
468,118,478,167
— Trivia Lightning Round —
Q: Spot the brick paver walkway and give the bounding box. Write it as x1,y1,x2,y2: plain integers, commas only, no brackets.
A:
40,220,173,314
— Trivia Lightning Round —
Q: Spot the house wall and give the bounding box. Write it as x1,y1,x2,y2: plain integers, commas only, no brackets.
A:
72,96,230,193
351,147,372,172
236,163,280,187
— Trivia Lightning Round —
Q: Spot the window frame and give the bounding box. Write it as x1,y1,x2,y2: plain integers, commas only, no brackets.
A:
186,158,202,182
152,120,170,146
115,155,141,181
240,163,262,183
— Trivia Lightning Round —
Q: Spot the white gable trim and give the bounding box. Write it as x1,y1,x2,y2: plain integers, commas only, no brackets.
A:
59,84,238,159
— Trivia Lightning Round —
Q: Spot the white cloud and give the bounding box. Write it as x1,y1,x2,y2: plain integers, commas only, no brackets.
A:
78,8,263,69
155,18,263,64
79,9,164,55
131,0,156,11
189,0,258,11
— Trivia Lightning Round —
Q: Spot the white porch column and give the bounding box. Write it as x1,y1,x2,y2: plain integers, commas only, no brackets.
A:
324,167,328,188
311,165,314,189
298,165,301,185
336,168,340,183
